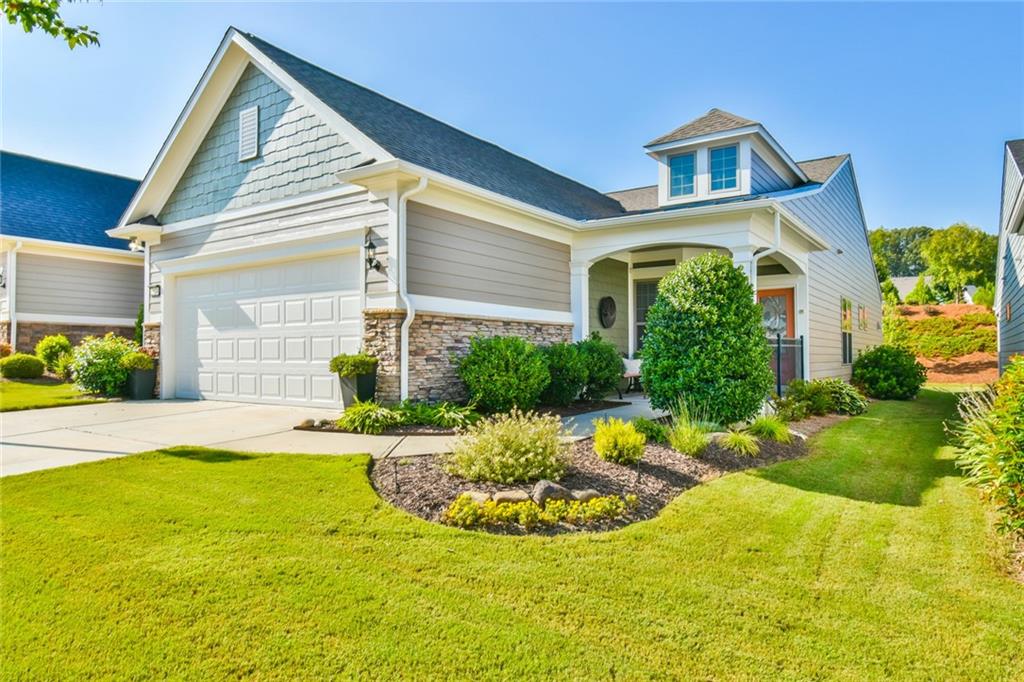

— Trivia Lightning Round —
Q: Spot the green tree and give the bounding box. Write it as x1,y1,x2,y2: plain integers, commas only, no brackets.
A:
880,278,901,305
868,226,933,278
3,0,99,48
903,274,938,305
921,223,998,303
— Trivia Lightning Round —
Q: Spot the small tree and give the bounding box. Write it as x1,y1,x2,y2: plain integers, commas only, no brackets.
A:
903,274,938,305
641,252,773,425
921,223,998,303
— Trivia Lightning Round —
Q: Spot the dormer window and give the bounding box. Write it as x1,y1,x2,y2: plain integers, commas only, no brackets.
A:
668,153,695,197
710,145,738,191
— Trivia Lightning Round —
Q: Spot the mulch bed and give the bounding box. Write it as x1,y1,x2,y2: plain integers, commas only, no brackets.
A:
918,352,998,385
371,421,841,535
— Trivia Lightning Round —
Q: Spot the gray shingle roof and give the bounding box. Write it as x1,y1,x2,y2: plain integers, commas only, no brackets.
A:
797,154,848,183
646,109,758,147
241,32,627,221
0,151,140,250
1008,139,1024,174
605,185,658,212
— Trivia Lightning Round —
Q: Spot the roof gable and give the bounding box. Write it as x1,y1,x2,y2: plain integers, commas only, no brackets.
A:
1,151,139,250
646,109,758,147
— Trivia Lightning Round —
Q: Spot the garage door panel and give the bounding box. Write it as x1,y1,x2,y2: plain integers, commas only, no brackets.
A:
175,253,359,406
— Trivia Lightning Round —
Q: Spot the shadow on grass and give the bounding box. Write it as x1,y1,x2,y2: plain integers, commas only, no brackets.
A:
161,448,255,463
753,392,963,507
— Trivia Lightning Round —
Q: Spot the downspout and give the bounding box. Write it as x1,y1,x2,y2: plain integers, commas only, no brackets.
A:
750,208,782,295
397,177,428,400
7,241,22,350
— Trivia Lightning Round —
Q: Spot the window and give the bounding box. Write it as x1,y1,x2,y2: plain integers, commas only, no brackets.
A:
238,105,260,161
858,305,868,331
710,145,738,191
841,297,854,364
635,280,659,349
669,153,695,197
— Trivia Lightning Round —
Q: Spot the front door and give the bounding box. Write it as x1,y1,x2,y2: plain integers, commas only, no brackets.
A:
757,288,795,337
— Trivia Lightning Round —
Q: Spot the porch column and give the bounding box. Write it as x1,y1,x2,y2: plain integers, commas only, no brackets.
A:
731,246,757,294
570,261,590,342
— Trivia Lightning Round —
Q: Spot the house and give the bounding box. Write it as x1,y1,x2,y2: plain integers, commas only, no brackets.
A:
996,139,1024,373
1,152,144,350
109,28,882,407
891,275,976,304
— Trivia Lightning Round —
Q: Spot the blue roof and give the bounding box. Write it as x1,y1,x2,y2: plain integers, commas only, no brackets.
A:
1,151,140,250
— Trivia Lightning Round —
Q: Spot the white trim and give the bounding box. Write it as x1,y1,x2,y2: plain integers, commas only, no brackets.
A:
158,231,363,276
15,314,136,327
569,261,590,341
0,235,143,263
408,293,573,325
646,124,808,183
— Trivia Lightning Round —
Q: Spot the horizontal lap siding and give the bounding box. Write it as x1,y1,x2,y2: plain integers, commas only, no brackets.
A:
783,162,883,379
588,258,628,353
751,151,789,194
406,203,570,312
998,151,1024,371
16,253,143,318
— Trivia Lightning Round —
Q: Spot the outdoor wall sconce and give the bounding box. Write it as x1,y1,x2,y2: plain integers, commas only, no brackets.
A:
365,237,382,272
149,283,161,299
0,265,6,289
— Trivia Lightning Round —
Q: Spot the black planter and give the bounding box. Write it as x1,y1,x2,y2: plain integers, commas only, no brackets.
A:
126,368,156,400
338,368,377,407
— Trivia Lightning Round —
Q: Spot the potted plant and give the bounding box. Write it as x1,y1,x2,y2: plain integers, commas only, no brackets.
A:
329,353,378,406
121,350,156,400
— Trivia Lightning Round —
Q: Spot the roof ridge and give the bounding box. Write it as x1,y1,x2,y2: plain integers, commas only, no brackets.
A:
796,152,848,164
0,149,140,183
239,31,619,207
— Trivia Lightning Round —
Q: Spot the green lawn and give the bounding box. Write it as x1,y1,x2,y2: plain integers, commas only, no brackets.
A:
0,379,105,412
2,390,1021,679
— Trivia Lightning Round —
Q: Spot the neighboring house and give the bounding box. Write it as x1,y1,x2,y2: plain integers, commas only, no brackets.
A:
110,28,882,407
891,275,976,304
1,152,144,350
996,139,1024,372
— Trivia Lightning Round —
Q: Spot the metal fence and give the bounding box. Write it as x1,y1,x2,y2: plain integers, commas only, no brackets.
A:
770,335,804,396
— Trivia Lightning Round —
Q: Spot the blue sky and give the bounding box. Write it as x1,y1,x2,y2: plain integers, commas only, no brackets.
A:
2,2,1021,232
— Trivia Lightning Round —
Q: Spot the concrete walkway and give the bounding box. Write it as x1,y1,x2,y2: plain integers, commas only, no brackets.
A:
1,394,661,477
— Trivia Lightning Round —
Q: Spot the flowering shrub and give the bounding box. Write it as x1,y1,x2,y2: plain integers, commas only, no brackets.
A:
593,417,645,464
443,409,569,483
443,492,638,529
70,333,140,395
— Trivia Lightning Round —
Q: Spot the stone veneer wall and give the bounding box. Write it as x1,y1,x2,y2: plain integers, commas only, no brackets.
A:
362,311,573,404
0,321,9,346
15,322,134,353
142,322,161,397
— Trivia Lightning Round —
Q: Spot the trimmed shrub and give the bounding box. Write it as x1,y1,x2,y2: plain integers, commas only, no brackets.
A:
576,333,624,402
852,345,926,400
443,409,569,483
0,353,45,379
632,417,669,444
35,334,72,372
951,357,1024,537
641,253,773,425
328,353,378,378
540,342,587,406
337,400,403,435
747,415,791,443
593,417,646,465
70,333,140,395
120,351,155,371
719,430,759,457
457,336,550,413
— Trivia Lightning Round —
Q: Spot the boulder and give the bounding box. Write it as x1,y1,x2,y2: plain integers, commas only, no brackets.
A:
572,488,601,503
462,491,491,505
298,418,315,429
531,479,573,506
492,490,530,505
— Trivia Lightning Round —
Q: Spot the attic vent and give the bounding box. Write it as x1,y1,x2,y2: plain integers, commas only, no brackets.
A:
238,105,259,161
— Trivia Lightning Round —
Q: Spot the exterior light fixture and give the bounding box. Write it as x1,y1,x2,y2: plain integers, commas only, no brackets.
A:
365,237,381,272
129,238,145,253
149,283,162,299
0,265,5,289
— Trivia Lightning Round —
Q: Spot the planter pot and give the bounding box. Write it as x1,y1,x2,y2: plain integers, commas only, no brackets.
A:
126,368,156,400
338,368,377,407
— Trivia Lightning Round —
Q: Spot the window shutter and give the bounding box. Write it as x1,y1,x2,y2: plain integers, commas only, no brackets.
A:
238,105,259,161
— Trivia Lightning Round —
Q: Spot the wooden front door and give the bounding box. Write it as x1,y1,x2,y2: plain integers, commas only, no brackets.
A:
758,288,795,337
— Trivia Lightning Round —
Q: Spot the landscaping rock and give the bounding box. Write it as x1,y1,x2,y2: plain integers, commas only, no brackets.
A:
463,491,491,504
492,490,530,505
317,419,332,428
298,419,315,428
531,480,573,506
572,488,601,502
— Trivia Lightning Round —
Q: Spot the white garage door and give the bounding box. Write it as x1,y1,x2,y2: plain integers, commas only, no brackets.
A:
174,254,362,406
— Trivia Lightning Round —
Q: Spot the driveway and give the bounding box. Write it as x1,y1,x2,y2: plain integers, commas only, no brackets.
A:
1,400,453,477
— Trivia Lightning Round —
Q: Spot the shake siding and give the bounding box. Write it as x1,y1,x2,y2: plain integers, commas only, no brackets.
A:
751,151,789,194
159,64,366,225
782,161,883,379
588,258,628,353
149,189,388,317
998,149,1024,371
406,203,570,312
16,253,143,318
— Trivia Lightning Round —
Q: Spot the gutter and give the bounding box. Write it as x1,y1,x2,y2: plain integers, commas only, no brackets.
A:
397,177,429,400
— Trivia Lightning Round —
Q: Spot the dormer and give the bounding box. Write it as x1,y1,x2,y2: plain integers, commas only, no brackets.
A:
645,108,808,207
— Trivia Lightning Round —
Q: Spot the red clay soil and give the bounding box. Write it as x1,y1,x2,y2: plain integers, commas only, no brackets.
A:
918,352,998,384
896,303,990,320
